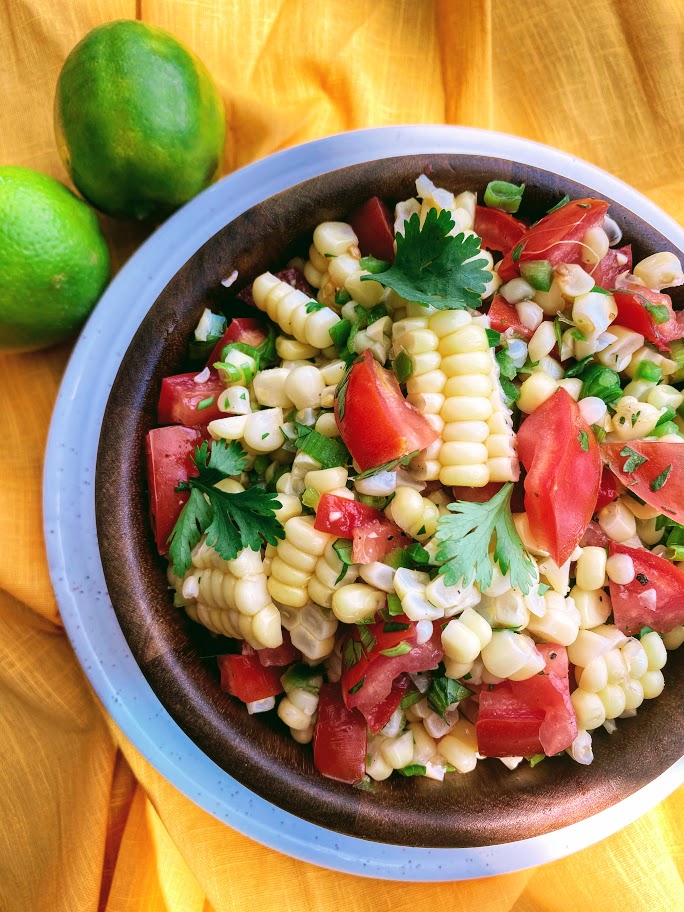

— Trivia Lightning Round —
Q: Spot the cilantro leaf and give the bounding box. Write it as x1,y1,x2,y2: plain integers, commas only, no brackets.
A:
208,439,249,477
435,482,536,594
167,442,285,577
167,487,213,578
620,445,649,474
362,208,491,310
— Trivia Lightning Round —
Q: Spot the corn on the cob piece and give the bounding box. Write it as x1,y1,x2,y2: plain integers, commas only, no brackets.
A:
170,540,284,649
252,272,341,349
278,600,339,661
308,539,359,610
267,515,332,608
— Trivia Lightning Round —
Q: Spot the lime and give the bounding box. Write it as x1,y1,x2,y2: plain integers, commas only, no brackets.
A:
0,166,110,353
55,20,226,221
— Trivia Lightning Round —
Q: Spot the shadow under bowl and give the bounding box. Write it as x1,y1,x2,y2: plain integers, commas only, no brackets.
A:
96,153,684,848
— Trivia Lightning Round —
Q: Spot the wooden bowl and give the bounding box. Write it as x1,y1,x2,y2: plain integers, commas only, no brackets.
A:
96,154,684,847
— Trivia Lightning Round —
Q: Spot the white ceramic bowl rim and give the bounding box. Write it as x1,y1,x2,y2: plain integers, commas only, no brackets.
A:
44,126,684,882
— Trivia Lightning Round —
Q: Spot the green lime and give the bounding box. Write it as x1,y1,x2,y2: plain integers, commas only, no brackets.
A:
55,20,226,221
0,166,110,353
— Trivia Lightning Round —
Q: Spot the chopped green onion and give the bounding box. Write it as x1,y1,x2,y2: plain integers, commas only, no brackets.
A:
668,339,684,383
563,355,593,378
379,642,413,657
329,318,352,350
295,423,350,468
197,395,215,411
387,593,404,615
529,753,546,767
578,362,622,404
635,360,662,382
591,285,612,295
359,255,390,274
484,180,525,214
305,299,325,313
404,543,430,565
357,493,394,510
546,195,570,215
486,328,501,347
393,348,413,384
649,421,680,439
400,690,424,710
511,241,525,263
301,486,320,509
384,548,413,570
520,259,553,292
646,304,670,325
194,308,227,343
335,288,352,306
398,764,427,777
281,663,322,693
656,407,677,427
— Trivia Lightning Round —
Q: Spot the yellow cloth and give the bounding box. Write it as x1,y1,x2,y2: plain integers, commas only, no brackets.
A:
1,0,683,908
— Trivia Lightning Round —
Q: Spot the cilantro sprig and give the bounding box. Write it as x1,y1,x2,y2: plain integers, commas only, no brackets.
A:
435,483,536,594
168,440,284,577
361,208,492,310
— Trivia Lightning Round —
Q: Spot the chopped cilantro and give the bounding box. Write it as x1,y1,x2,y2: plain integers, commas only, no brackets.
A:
398,764,427,777
436,482,536,594
387,593,404,616
354,450,419,480
361,207,491,310
636,573,649,586
496,348,518,381
427,666,473,718
578,430,589,452
380,642,413,657
305,299,325,313
620,445,649,474
400,690,424,710
511,241,525,263
348,678,364,695
650,464,672,492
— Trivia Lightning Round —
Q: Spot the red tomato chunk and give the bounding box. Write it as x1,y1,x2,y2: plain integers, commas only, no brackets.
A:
146,425,202,554
348,196,395,263
242,634,300,668
487,295,533,340
157,372,226,426
498,198,609,283
608,543,684,635
518,389,601,566
206,316,268,366
474,206,526,254
314,493,408,563
594,466,619,513
217,652,284,703
313,683,367,784
602,441,684,525
613,285,684,349
335,350,439,472
590,244,631,288
477,645,577,757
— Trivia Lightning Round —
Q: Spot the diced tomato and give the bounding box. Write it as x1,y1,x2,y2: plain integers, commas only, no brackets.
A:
498,198,609,283
342,620,442,723
348,196,395,264
594,466,619,513
602,441,684,525
364,673,412,734
313,683,367,784
474,206,526,253
518,389,601,565
476,645,577,757
206,316,268,366
146,426,202,554
313,493,408,563
487,295,533,340
608,542,684,635
157,372,226,426
236,266,312,308
335,350,439,472
217,652,284,703
580,522,611,549
613,284,684,349
242,633,300,668
590,244,632,288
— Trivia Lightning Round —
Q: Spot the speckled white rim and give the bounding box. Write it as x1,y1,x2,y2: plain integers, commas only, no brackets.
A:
44,126,684,881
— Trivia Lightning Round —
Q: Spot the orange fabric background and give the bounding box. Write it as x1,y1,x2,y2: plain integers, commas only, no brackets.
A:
1,1,683,909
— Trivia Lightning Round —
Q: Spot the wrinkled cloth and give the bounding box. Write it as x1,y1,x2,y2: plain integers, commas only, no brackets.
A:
1,1,683,909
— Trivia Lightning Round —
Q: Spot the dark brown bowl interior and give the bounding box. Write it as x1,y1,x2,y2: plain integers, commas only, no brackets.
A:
96,153,684,847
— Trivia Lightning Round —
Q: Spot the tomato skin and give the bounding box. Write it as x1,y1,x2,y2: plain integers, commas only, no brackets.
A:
146,426,202,554
242,633,299,667
487,295,533,340
452,482,525,513
474,206,526,253
314,493,408,563
594,466,619,513
608,542,684,635
236,267,312,308
342,621,442,722
348,196,395,263
206,316,268,367
157,372,226,426
602,441,684,525
364,673,412,734
590,244,632,288
477,644,577,757
498,198,609,283
217,653,284,703
313,683,367,784
335,350,439,471
613,285,684,349
518,389,601,565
